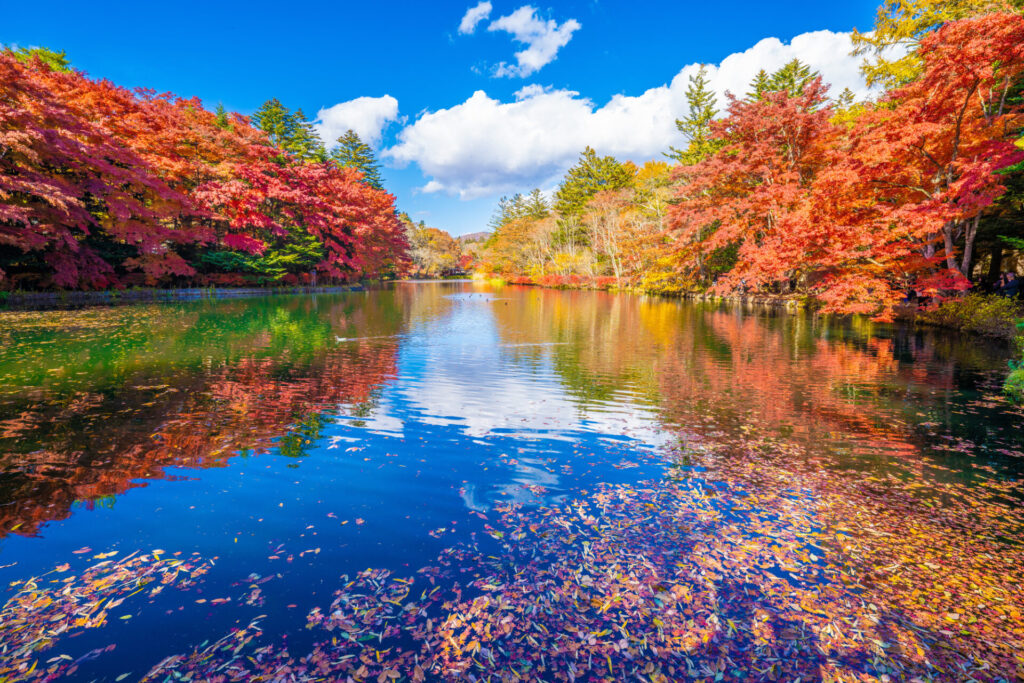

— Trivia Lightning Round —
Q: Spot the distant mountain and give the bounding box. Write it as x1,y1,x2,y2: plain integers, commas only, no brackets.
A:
458,231,490,243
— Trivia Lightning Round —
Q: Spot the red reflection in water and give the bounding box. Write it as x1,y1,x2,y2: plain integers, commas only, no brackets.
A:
0,297,404,538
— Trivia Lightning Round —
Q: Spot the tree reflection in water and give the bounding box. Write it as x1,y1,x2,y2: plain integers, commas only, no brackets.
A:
0,283,1022,682
0,294,406,536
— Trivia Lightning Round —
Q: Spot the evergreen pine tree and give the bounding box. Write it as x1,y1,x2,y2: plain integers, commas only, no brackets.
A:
252,98,296,149
488,195,519,230
523,189,550,220
668,64,719,165
551,148,635,250
254,227,326,281
251,99,326,161
214,103,231,130
331,130,385,190
767,59,819,96
554,147,635,218
747,69,770,100
835,87,856,110
291,109,326,161
488,190,550,230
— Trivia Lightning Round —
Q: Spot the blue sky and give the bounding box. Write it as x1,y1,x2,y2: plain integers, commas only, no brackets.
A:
4,0,880,235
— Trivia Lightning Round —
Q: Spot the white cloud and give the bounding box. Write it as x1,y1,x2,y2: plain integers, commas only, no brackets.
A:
486,6,581,77
513,83,552,100
458,1,492,34
386,29,885,198
705,31,874,104
314,95,400,148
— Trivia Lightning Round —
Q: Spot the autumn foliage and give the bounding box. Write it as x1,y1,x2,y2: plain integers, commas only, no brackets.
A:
672,11,1024,318
670,79,837,298
0,52,408,289
807,11,1024,314
481,11,1024,319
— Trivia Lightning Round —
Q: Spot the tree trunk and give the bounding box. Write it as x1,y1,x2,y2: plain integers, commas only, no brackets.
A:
923,240,936,260
986,244,1004,284
959,215,979,280
943,221,960,272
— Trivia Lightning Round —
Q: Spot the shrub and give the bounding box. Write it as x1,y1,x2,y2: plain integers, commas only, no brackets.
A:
1007,322,1024,403
1006,365,1024,402
918,293,1023,339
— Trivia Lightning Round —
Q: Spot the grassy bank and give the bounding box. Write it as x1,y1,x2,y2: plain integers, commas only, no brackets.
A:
912,295,1024,401
913,293,1023,339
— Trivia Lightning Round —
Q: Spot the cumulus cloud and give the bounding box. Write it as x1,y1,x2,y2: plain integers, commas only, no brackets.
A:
705,31,875,103
386,29,887,198
486,6,581,77
314,95,400,148
388,89,594,199
458,1,493,34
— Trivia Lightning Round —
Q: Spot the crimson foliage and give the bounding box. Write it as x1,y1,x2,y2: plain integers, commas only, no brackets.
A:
0,53,408,289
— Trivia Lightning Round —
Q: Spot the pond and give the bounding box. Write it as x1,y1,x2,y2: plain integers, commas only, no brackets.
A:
1,281,1022,682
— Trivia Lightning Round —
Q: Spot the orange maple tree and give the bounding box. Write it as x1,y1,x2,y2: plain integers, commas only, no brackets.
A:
667,12,1024,318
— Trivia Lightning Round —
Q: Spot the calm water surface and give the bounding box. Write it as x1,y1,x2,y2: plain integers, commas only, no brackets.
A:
0,282,1021,681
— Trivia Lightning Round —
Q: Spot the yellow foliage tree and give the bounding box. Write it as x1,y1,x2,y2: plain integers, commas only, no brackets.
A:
852,0,1015,88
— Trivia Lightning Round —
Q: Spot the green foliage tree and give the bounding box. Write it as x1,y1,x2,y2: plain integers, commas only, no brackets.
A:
747,69,770,100
834,88,856,110
252,227,327,282
850,0,1014,89
3,45,71,72
214,103,231,130
290,108,326,161
489,195,523,230
766,59,820,96
745,62,821,101
524,189,550,220
554,148,635,218
551,149,635,251
331,130,384,190
251,98,325,161
668,64,720,165
252,98,293,147
191,224,327,284
488,189,550,230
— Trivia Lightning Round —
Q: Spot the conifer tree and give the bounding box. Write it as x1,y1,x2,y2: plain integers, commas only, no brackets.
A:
331,130,384,190
251,99,325,161
290,108,326,161
252,98,295,149
747,69,770,100
835,88,856,110
668,64,719,165
214,103,231,130
489,194,524,230
766,59,819,96
4,45,71,72
554,147,635,218
488,189,550,230
524,189,550,220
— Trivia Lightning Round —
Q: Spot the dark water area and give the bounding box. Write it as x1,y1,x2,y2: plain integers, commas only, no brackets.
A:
0,282,1022,682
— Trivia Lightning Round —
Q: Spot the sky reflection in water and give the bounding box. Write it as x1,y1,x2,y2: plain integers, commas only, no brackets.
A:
0,282,1021,681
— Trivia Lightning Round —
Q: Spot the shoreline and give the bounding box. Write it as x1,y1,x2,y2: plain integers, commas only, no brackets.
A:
0,284,372,311
478,274,1023,341
4,277,1019,343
